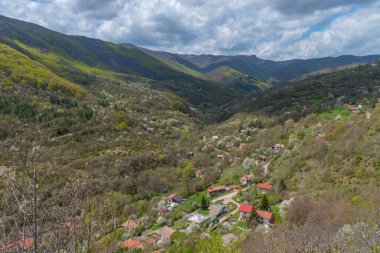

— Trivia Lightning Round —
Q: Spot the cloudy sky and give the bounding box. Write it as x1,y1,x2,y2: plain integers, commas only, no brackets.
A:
1,0,380,60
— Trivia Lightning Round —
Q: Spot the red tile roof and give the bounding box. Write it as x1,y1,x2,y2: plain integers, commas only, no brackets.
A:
120,238,145,249
239,204,254,213
0,237,33,251
257,183,272,190
207,185,226,193
196,169,203,175
256,210,273,220
239,143,248,149
122,220,138,229
158,226,175,241
275,144,285,148
257,155,267,161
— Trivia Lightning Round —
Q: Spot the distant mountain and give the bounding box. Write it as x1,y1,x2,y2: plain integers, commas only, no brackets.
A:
0,15,237,108
125,44,380,88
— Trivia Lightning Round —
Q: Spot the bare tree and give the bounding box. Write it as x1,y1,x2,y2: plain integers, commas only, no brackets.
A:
0,123,94,252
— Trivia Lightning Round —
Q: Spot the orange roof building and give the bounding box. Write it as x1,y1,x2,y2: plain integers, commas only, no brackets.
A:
120,238,145,249
257,183,272,190
256,210,273,220
122,220,138,230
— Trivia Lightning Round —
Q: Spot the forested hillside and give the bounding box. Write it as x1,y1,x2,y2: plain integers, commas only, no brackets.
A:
0,15,379,253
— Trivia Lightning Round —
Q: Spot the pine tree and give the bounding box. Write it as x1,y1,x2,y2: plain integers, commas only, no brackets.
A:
249,208,259,228
259,194,270,210
201,196,209,210
278,179,287,193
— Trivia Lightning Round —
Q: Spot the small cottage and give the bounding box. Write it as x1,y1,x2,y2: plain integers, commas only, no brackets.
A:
257,155,267,164
240,174,253,186
256,210,273,228
120,238,146,250
239,143,248,150
157,226,175,243
166,193,184,204
195,169,204,177
239,204,254,219
122,220,138,231
257,183,272,194
207,185,226,197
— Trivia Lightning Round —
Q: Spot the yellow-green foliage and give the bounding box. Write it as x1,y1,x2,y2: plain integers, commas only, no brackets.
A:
0,43,86,96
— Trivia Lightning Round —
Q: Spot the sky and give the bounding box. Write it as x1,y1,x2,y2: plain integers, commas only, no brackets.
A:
1,0,380,60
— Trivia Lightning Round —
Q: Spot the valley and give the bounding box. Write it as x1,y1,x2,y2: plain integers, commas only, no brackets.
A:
0,14,380,253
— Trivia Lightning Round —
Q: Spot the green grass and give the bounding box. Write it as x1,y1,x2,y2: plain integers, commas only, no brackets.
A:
150,224,161,231
235,221,249,229
198,209,209,215
173,220,189,230
319,108,350,122
270,205,282,224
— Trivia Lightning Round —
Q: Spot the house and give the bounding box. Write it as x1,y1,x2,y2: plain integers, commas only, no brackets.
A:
141,234,161,247
257,183,272,194
188,213,210,224
348,104,363,113
166,193,184,204
195,169,204,178
224,135,233,141
239,204,254,219
209,204,226,218
228,184,240,190
256,210,273,228
207,185,226,197
272,143,285,152
257,155,267,164
315,133,326,139
217,154,224,160
0,237,33,252
240,174,253,186
212,135,219,141
122,220,138,231
157,226,175,243
239,143,248,150
120,238,145,250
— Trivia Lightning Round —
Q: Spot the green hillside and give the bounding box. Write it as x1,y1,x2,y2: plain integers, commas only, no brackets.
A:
241,62,380,121
0,15,380,253
0,15,237,108
202,66,271,92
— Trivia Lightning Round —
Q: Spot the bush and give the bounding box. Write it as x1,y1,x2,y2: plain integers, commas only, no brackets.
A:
78,105,93,120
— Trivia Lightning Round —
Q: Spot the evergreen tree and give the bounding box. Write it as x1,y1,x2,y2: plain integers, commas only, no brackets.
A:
201,196,209,210
249,208,259,228
259,194,270,210
278,179,287,193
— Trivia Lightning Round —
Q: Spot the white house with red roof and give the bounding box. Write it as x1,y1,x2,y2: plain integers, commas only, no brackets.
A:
239,204,255,219
195,169,204,177
240,174,253,186
257,183,272,194
256,210,273,229
207,185,226,197
122,220,138,232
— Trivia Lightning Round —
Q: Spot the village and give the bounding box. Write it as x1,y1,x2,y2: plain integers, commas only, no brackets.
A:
117,125,290,252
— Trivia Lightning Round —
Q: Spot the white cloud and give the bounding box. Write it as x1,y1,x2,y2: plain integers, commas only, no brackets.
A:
0,0,379,60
